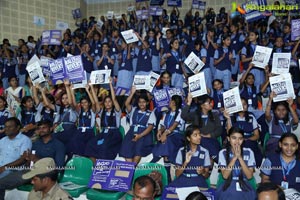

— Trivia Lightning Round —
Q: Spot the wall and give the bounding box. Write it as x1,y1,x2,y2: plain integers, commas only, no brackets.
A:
0,0,80,45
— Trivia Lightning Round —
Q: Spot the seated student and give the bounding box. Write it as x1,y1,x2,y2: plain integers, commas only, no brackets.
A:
261,133,300,191
167,125,210,188
216,127,256,200
265,92,299,156
257,182,286,200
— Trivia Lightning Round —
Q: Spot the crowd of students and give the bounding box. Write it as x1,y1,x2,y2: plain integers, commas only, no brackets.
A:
1,1,300,199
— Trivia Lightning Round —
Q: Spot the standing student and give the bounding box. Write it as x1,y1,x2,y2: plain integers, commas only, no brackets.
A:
167,125,210,188
84,79,122,161
216,127,256,200
80,43,94,80
161,39,187,89
211,79,225,111
213,34,235,91
265,92,299,156
5,77,23,113
58,32,72,58
224,98,263,166
181,94,222,163
0,96,12,139
146,29,161,74
135,33,153,75
261,133,300,191
2,46,17,89
17,44,31,87
119,86,156,164
95,43,115,74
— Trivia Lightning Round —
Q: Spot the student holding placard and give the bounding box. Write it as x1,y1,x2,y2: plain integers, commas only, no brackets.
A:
161,38,187,89
58,32,72,58
167,125,210,188
224,98,263,166
84,79,122,161
87,25,104,58
241,31,258,72
182,94,222,163
260,133,300,191
80,43,94,80
213,34,235,91
211,79,225,111
134,33,153,75
110,29,122,77
95,43,115,73
119,86,156,164
17,44,32,87
146,29,161,73
216,127,256,200
265,91,299,156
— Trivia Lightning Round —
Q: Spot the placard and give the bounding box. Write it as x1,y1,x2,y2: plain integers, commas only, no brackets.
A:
153,89,170,111
26,61,46,85
90,70,111,85
150,0,165,5
121,29,139,44
188,72,207,98
41,30,62,46
148,72,160,92
72,8,81,19
63,55,85,83
284,188,300,200
49,58,65,85
107,11,114,20
40,56,53,77
127,5,136,12
133,75,150,90
252,45,272,69
149,6,163,16
88,159,135,192
72,71,88,89
271,53,291,74
291,19,300,41
270,73,295,102
136,9,149,20
167,0,182,7
223,87,243,114
184,52,205,73
115,87,130,96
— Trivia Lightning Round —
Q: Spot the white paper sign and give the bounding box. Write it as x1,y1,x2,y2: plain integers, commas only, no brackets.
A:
90,70,111,85
270,73,295,102
26,61,46,84
184,52,205,73
252,45,272,68
162,27,170,38
121,29,139,44
56,21,69,30
107,11,114,20
27,54,41,66
133,75,150,90
223,87,243,114
272,53,291,74
127,6,135,12
188,72,207,97
148,72,160,92
73,71,88,89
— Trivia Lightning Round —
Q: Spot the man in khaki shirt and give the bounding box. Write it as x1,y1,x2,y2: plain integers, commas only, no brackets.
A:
22,158,73,200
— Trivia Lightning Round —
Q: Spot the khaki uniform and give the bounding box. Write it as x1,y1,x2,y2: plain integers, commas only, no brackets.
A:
28,183,73,200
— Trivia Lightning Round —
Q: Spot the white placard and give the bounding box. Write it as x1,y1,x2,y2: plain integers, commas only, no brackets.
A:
107,11,114,20
284,188,300,200
73,71,88,89
176,187,200,200
121,29,139,44
114,13,122,20
184,52,205,73
223,87,243,114
27,54,41,66
90,70,111,85
252,45,272,68
97,18,104,29
127,6,135,12
133,75,150,90
26,61,46,84
270,73,295,102
272,53,291,74
188,72,207,97
162,27,170,38
56,21,69,30
148,72,160,92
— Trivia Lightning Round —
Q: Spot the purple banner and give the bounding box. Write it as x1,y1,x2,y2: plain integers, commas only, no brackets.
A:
292,19,300,41
63,55,85,83
115,87,130,96
88,159,135,192
41,30,62,46
49,58,65,85
149,6,163,16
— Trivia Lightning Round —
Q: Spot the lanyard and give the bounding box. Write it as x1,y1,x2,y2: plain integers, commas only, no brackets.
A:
167,113,174,128
217,91,222,102
81,112,90,127
279,121,288,133
123,51,127,63
136,112,147,124
171,50,179,62
202,116,208,126
247,87,252,97
0,110,7,118
280,155,296,181
25,112,34,125
61,108,70,122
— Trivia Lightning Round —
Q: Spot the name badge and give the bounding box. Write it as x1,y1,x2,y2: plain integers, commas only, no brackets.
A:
199,154,204,159
281,181,289,189
248,99,252,105
236,182,242,191
121,63,125,67
176,64,179,69
134,125,138,132
217,102,221,108
112,48,116,52
104,128,109,133
296,177,300,183
144,56,147,59
81,127,86,133
233,41,237,44
97,139,104,145
105,65,108,70
95,49,98,54
243,155,249,161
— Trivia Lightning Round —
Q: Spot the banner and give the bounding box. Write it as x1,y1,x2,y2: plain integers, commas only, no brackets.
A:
270,73,295,102
90,70,111,85
188,72,207,98
88,159,135,192
63,55,85,83
49,58,65,85
291,19,300,41
184,52,205,74
271,53,291,74
41,30,62,46
167,0,182,7
223,87,243,114
252,45,272,69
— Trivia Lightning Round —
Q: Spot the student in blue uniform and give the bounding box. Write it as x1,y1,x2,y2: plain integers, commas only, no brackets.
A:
160,29,173,55
152,95,185,181
239,63,259,111
84,79,122,161
146,29,161,74
95,43,114,72
53,80,78,149
116,40,134,90
210,79,225,111
224,98,263,167
216,127,256,200
58,32,72,58
0,96,12,139
2,46,18,89
119,86,156,164
161,38,187,89
135,33,153,75
167,125,210,188
265,92,299,156
110,29,122,78
181,94,222,163
213,34,235,91
261,133,300,191
67,84,96,156
18,96,40,138
80,43,94,80
17,44,32,87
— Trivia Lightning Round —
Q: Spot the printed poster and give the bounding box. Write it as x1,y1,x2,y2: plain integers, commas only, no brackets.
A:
271,53,291,74
88,159,135,192
153,89,170,111
167,0,182,7
49,58,65,85
133,75,150,90
291,19,300,41
72,8,81,19
188,72,207,98
148,72,160,92
26,61,46,85
252,45,272,69
270,73,295,102
223,87,243,114
184,52,205,73
121,29,139,44
63,55,85,83
40,56,53,77
90,70,111,85
41,30,62,46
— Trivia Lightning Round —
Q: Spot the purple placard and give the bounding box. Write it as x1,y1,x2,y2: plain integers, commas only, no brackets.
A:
63,55,84,83
149,6,163,16
115,87,130,96
49,58,65,85
198,1,206,10
88,159,135,192
162,186,216,200
41,30,62,46
153,89,170,111
72,8,81,19
167,0,182,7
292,19,300,41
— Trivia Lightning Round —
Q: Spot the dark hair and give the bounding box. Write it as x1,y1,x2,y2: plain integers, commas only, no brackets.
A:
169,38,179,49
0,96,8,108
36,170,58,182
194,39,203,47
276,133,299,156
273,101,290,125
8,76,18,83
59,92,68,115
257,182,286,200
232,97,251,123
137,94,149,110
221,34,231,46
212,79,223,88
20,96,36,124
223,127,251,192
5,117,21,128
170,95,182,121
198,94,215,127
186,191,208,200
101,96,115,127
37,120,53,128
134,175,156,195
